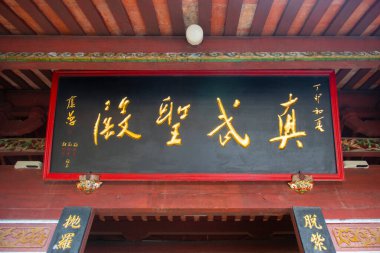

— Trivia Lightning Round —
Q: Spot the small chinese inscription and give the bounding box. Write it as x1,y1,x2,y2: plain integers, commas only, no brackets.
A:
66,96,77,126
61,141,78,168
312,84,325,132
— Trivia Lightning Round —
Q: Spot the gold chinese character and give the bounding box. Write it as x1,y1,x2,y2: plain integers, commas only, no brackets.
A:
63,215,81,229
65,159,70,168
55,233,75,250
73,142,78,147
156,96,173,126
156,97,191,146
312,108,324,115
104,100,111,111
311,232,327,251
66,111,76,126
99,117,115,140
269,93,306,149
94,99,142,145
304,214,322,230
313,84,321,91
116,97,142,140
314,93,322,104
208,98,250,148
117,114,142,140
315,117,325,132
66,96,77,109
62,142,67,147
167,122,181,146
118,97,130,115
177,104,191,120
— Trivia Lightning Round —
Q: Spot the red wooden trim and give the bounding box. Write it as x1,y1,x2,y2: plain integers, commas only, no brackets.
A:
79,209,95,253
329,71,344,181
43,70,344,181
290,209,305,253
1,35,379,52
43,71,59,180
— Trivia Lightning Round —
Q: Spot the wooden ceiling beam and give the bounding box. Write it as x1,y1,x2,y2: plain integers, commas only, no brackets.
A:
2,61,377,71
236,0,257,36
0,36,378,52
11,69,40,89
0,36,378,70
31,69,51,88
33,0,71,35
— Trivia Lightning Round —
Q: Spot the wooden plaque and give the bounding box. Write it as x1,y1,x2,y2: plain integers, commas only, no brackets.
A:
44,70,343,181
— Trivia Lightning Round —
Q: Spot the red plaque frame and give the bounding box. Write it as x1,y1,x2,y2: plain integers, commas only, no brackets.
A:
43,70,343,181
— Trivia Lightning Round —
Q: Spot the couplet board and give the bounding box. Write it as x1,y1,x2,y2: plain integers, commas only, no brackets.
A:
43,70,343,181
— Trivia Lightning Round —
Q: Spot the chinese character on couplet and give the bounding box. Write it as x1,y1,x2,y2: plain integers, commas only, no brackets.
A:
55,233,75,250
311,232,327,251
314,93,322,104
312,108,324,115
63,215,81,229
208,98,250,148
156,96,191,146
93,98,142,145
313,84,321,91
269,93,306,149
304,214,322,230
66,111,76,126
314,117,325,132
66,96,77,109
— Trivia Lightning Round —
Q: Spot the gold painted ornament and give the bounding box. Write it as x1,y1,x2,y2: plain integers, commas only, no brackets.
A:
288,173,313,194
76,174,102,194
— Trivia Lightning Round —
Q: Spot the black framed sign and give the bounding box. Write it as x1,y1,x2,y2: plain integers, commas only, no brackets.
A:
43,70,343,181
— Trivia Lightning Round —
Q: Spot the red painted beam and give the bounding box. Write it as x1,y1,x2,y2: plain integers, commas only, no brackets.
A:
0,165,379,220
1,61,378,71
1,36,378,52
